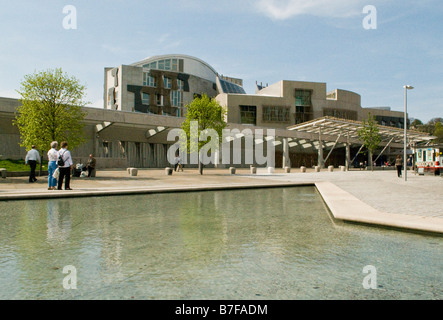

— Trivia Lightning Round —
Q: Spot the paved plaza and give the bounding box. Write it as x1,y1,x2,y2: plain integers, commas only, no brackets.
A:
1,168,442,235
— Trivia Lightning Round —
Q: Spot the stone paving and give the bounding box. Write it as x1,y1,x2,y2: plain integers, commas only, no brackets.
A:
1,167,442,234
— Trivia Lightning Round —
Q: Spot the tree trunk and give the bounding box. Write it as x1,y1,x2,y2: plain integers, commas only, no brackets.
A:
370,150,374,172
39,150,43,176
198,160,204,175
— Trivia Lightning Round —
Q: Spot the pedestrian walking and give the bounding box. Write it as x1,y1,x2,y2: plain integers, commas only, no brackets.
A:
57,141,74,190
395,155,403,178
47,141,59,190
25,145,41,183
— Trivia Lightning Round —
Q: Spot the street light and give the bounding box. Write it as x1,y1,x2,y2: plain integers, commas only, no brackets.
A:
403,85,414,181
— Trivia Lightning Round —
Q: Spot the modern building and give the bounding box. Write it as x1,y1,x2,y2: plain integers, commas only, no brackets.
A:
216,80,407,129
104,54,244,117
0,53,427,170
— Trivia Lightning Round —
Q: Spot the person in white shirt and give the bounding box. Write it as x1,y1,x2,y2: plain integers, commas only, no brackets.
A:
47,141,59,190
57,141,74,190
25,145,41,183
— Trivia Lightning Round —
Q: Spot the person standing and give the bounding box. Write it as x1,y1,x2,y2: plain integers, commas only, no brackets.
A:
86,154,96,177
47,141,59,190
395,155,403,178
25,145,41,183
57,141,74,190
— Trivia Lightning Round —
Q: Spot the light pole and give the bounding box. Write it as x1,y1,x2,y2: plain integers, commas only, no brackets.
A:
403,85,414,181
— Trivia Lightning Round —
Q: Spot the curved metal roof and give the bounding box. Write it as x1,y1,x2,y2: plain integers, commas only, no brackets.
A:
131,54,218,75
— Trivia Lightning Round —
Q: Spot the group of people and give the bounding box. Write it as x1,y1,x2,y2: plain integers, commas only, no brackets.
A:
25,141,96,191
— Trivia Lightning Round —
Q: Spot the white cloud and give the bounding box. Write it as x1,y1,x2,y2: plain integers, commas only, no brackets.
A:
255,0,368,20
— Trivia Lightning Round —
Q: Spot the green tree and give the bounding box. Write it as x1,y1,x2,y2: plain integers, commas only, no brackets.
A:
358,113,381,171
433,121,443,143
14,68,88,160
181,94,227,175
410,118,423,129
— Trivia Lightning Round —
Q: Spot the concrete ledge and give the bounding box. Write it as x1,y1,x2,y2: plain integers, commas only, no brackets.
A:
315,181,443,235
0,182,314,201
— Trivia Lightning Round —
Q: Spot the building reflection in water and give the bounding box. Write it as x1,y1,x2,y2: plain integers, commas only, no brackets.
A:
46,200,71,243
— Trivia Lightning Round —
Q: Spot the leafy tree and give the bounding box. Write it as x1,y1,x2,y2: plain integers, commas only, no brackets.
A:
410,119,423,129
181,94,227,175
357,113,381,171
433,121,443,143
14,68,88,162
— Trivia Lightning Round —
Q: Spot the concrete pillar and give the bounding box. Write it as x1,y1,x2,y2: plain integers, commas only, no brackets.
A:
318,128,324,168
345,143,351,171
282,138,291,169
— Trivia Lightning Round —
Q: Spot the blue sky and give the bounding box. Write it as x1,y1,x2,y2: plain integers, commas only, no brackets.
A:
0,0,442,122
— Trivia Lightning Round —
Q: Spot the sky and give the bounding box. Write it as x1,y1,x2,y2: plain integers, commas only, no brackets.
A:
0,0,442,122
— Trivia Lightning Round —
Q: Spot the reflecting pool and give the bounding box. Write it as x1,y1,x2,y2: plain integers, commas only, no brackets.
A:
0,187,441,299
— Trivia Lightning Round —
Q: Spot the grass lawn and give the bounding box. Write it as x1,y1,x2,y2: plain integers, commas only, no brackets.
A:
0,159,48,172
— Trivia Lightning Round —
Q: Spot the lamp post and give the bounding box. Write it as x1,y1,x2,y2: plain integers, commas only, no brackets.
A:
403,85,414,181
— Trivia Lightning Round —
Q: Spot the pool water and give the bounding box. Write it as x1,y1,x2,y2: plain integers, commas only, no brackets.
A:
0,187,441,299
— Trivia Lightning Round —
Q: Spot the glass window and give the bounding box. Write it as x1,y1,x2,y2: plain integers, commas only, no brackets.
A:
164,59,171,70
171,90,183,107
143,72,157,87
142,93,150,105
177,79,184,91
240,105,257,125
295,90,311,107
164,77,172,89
156,94,163,106
172,59,178,71
262,106,289,122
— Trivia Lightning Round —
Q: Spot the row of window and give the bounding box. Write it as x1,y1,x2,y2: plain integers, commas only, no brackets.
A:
323,108,357,120
239,105,291,125
143,58,181,72
141,91,184,108
143,72,184,90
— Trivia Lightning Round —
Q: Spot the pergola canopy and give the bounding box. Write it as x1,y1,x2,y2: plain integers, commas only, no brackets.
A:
287,116,435,144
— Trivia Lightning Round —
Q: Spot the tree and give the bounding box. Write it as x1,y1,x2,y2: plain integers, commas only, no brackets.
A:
410,118,423,129
357,113,381,171
181,94,227,175
433,121,443,143
14,68,88,163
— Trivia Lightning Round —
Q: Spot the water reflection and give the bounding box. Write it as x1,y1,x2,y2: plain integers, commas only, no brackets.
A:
46,201,71,243
0,187,441,300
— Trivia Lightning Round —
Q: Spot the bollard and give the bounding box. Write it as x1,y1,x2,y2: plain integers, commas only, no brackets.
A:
340,166,346,172
284,167,291,173
300,166,306,173
0,168,6,179
250,166,257,174
268,167,275,174
314,166,320,172
130,168,138,176
229,167,236,175
328,165,334,172
165,167,173,175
